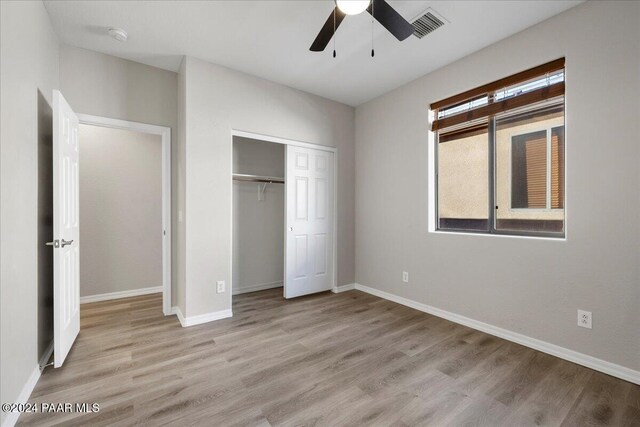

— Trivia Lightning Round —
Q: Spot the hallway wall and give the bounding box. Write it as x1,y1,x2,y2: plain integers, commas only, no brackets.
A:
79,124,163,298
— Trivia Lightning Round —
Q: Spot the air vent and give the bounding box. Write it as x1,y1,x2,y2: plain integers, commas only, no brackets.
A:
411,9,447,39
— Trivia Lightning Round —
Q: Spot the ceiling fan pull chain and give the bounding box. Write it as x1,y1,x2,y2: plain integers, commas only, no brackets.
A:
333,9,337,58
371,0,375,57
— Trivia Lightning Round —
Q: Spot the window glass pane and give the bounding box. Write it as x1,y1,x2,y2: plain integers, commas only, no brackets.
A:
494,100,565,233
438,96,489,119
494,71,564,102
437,127,489,231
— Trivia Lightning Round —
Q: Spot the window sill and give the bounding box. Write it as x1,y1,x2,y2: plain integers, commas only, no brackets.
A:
430,229,566,241
508,209,565,213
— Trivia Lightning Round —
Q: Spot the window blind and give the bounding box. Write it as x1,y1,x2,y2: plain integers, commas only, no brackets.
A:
431,58,565,134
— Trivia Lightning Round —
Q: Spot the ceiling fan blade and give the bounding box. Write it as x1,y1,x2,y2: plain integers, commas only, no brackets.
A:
310,7,346,52
368,0,414,41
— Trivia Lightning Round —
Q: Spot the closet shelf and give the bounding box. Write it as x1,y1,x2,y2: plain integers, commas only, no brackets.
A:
233,173,285,184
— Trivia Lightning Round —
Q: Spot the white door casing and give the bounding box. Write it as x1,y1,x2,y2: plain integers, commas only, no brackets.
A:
53,90,80,368
76,114,172,315
285,145,334,298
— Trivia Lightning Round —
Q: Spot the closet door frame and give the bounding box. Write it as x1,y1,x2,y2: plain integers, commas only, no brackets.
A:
230,129,338,298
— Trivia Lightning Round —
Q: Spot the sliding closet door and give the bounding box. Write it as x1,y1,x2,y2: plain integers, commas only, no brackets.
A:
285,145,334,298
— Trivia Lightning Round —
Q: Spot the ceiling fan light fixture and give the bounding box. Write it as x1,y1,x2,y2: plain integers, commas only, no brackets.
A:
335,0,371,16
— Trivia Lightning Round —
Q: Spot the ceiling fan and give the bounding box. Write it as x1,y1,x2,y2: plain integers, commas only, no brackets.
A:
310,0,414,53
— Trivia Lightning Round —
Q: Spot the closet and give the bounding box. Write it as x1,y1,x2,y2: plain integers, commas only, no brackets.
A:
233,137,285,295
232,134,335,299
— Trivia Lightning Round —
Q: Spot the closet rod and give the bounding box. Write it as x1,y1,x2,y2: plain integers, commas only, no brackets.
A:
232,173,285,184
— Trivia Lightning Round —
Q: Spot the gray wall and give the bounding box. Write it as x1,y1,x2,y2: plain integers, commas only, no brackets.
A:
0,1,59,422
355,1,640,371
180,56,355,317
233,137,285,294
79,124,162,297
59,45,179,305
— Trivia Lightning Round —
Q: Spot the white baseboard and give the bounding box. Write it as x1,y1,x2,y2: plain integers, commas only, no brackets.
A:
2,340,56,427
354,283,640,385
175,306,186,325
175,306,233,327
232,281,282,295
332,283,356,293
80,286,162,304
1,363,42,427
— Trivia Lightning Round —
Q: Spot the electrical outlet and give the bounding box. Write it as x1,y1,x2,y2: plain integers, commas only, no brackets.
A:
216,280,225,294
577,310,592,329
402,271,409,283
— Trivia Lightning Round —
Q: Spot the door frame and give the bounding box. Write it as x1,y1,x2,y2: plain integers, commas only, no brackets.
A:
77,114,173,315
230,129,338,298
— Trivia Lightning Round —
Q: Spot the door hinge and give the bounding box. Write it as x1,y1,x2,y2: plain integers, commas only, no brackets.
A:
45,240,60,248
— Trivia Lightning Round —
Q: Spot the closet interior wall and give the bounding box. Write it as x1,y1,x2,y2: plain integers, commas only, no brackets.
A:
232,137,285,295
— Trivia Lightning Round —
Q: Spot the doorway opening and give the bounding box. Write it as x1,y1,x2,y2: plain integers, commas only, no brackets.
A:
231,130,337,302
77,115,172,315
233,137,285,295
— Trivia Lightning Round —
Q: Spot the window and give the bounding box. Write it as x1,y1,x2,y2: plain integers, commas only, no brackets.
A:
510,127,564,210
432,59,565,237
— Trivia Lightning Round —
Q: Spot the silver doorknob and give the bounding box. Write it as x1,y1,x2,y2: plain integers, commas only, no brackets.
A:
45,240,60,248
61,239,74,247
289,227,293,231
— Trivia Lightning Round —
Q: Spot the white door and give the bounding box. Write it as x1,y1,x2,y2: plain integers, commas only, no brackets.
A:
285,145,334,298
52,90,80,368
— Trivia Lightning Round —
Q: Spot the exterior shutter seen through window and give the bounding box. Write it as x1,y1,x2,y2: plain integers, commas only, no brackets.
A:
551,127,565,209
512,131,547,209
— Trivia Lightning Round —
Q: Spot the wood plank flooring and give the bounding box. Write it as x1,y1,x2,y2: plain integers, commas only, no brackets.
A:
20,289,639,426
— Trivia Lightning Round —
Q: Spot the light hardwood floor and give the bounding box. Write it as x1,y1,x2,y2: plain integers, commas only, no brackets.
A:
20,289,640,426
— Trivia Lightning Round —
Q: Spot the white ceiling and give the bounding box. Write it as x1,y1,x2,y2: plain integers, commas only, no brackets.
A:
44,0,582,106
